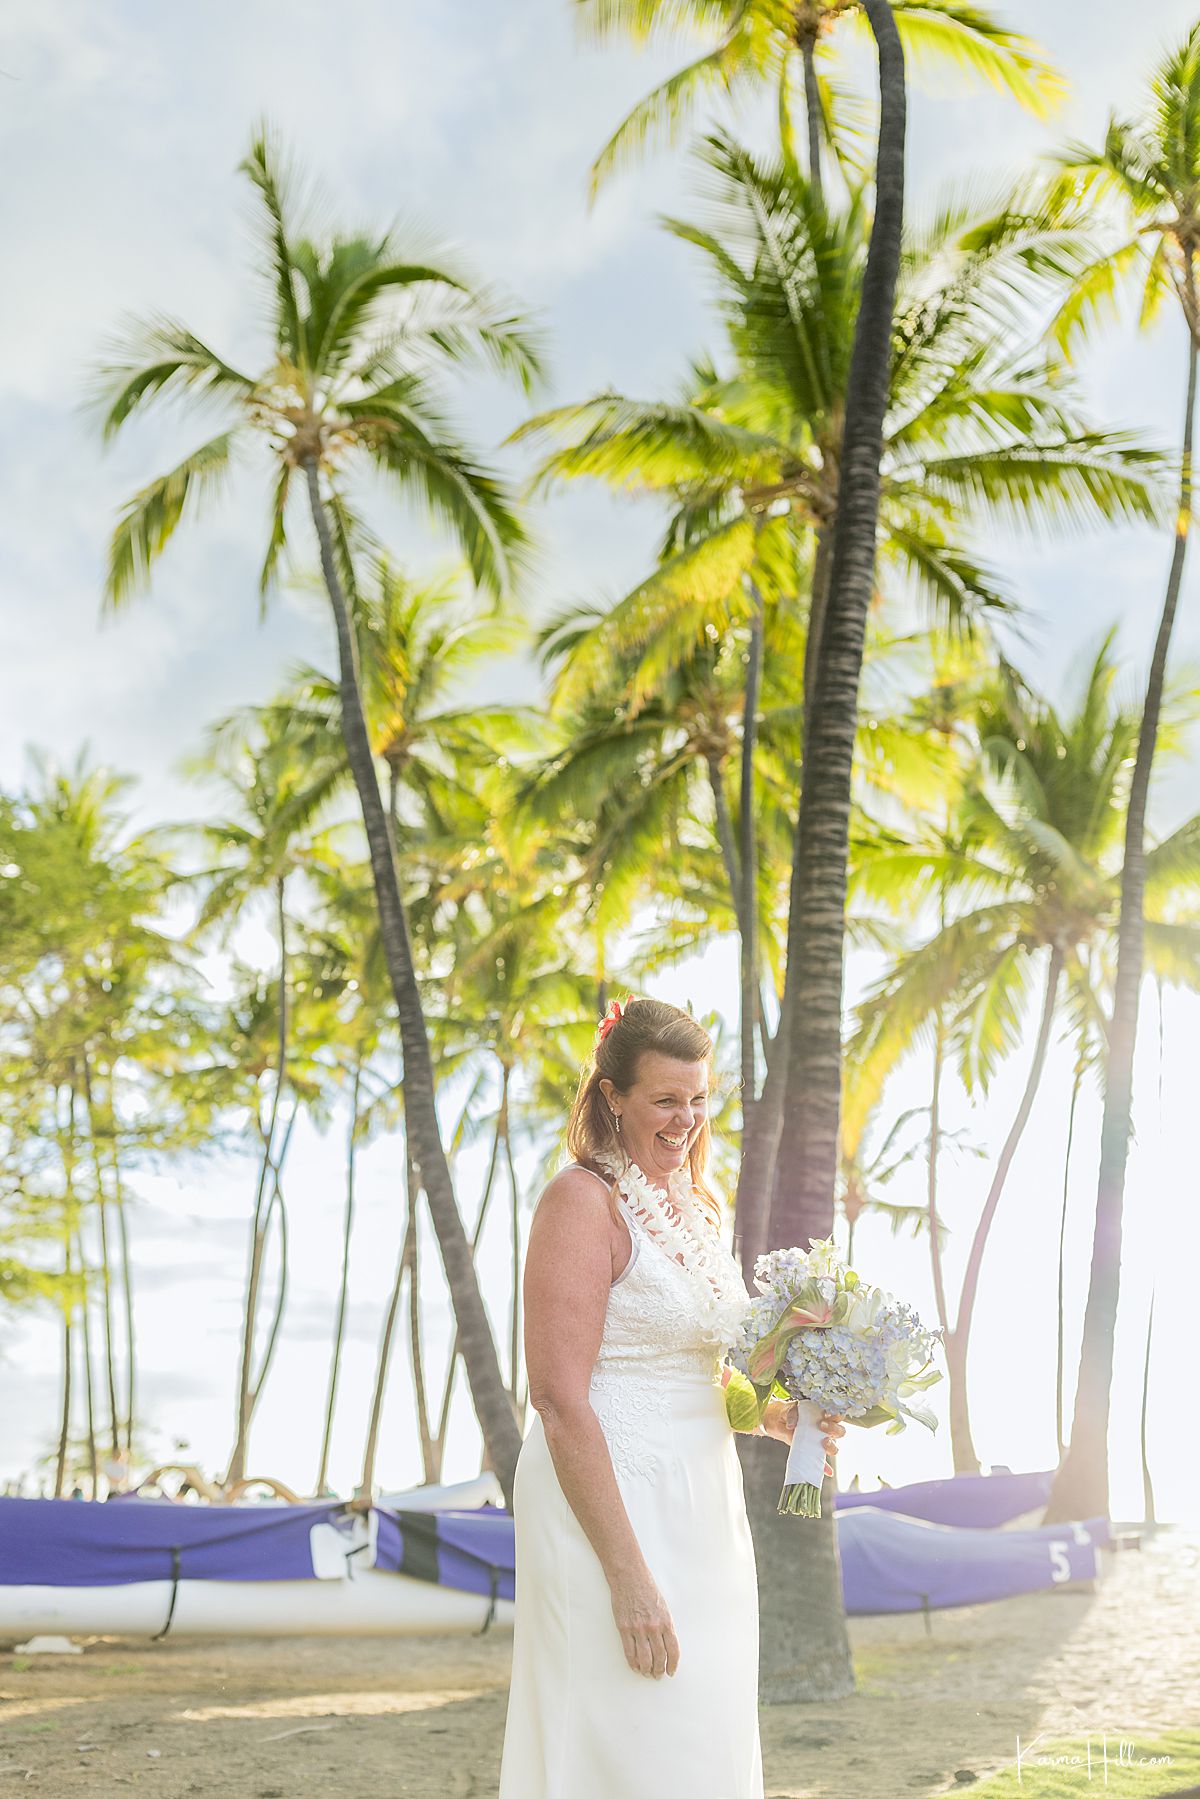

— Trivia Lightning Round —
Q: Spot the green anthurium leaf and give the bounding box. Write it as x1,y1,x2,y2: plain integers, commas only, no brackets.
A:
724,1367,770,1433
850,1404,896,1429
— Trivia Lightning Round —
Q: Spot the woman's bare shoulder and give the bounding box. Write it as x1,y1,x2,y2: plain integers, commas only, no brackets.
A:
527,1164,624,1284
534,1161,616,1220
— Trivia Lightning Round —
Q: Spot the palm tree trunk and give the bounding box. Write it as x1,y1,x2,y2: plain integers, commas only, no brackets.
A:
800,527,834,776
927,1011,950,1337
948,944,1064,1474
736,1432,849,1702
1056,1063,1082,1461
55,1239,73,1499
1139,1287,1156,1527
433,1112,507,1474
739,531,832,1262
769,0,906,1254
226,876,289,1486
94,1191,120,1459
502,1069,523,1404
112,1150,136,1457
739,586,764,1131
1045,304,1198,1524
361,1137,419,1497
317,1058,363,1495
98,1068,136,1457
82,1060,121,1456
733,998,787,1276
76,1235,99,1498
740,0,906,1706
706,750,742,922
706,734,761,1129
408,1196,438,1483
800,34,824,207
248,1159,291,1416
303,456,521,1502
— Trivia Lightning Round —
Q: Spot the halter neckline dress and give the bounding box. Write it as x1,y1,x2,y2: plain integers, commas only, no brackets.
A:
497,1161,764,1799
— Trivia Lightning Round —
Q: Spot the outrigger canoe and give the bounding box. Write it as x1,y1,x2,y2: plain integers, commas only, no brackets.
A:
0,1470,1108,1640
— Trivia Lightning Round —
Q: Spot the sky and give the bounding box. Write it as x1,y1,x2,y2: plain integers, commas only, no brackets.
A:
2,0,1200,1522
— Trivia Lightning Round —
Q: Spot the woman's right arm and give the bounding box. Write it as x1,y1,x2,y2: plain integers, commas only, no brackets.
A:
523,1169,680,1680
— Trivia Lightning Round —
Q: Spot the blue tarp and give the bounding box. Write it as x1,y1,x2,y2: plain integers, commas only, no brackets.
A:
835,1469,1054,1528
838,1505,1110,1614
0,1489,1104,1617
375,1508,515,1604
0,1497,517,1607
0,1497,357,1586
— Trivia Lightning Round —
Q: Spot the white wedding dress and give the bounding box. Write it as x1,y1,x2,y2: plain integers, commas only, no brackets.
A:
498,1162,764,1799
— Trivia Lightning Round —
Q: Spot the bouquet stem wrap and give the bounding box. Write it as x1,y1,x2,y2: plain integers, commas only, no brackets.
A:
779,1398,828,1517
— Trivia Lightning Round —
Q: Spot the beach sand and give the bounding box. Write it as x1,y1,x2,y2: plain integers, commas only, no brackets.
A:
1,1527,1196,1797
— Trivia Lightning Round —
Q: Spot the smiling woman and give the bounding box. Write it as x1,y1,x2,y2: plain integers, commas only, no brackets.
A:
571,995,724,1230
497,994,843,1799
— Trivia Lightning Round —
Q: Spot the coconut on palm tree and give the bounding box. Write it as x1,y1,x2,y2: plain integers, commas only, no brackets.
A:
94,127,542,1500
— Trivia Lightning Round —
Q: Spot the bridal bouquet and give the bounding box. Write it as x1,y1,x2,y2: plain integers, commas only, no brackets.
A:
724,1238,943,1517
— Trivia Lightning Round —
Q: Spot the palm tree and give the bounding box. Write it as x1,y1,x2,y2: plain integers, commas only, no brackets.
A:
439,831,604,1411
305,862,396,1497
239,557,529,830
519,145,1161,1273
95,128,542,1500
0,758,194,1473
178,718,345,1485
517,599,800,1083
519,144,1161,711
726,1,906,1704
1043,26,1200,1522
239,566,536,1491
575,0,1061,197
848,641,1200,1469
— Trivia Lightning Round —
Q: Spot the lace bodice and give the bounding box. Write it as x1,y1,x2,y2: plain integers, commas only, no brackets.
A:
566,1163,746,1482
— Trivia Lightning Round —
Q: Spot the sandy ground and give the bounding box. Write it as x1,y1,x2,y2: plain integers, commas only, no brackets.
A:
1,1528,1197,1798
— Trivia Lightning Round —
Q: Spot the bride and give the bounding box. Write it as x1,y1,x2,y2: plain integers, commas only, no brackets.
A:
498,995,845,1799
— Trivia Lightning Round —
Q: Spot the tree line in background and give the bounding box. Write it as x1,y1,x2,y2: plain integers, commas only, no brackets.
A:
2,0,1199,1704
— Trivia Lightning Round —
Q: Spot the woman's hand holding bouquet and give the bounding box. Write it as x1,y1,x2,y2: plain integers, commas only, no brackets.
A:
725,1237,943,1517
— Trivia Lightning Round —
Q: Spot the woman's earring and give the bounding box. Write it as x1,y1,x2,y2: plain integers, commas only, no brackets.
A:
612,1111,622,1134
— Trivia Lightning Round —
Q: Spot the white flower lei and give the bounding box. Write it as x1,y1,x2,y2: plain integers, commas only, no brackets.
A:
596,1149,752,1350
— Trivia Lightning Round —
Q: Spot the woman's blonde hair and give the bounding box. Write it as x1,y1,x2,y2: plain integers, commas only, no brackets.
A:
564,995,722,1230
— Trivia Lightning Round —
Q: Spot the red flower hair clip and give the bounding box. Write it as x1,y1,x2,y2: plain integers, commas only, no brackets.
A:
597,997,626,1041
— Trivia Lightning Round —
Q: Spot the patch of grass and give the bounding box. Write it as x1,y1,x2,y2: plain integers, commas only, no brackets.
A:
960,1729,1200,1797
89,1662,141,1677
8,1720,58,1736
7,1657,31,1674
851,1646,903,1686
852,1638,951,1695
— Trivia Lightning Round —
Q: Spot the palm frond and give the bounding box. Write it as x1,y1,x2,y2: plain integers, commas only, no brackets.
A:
240,125,312,364
347,391,529,600
588,13,766,194
91,318,255,439
888,2,1065,119
513,392,782,495
105,432,239,609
